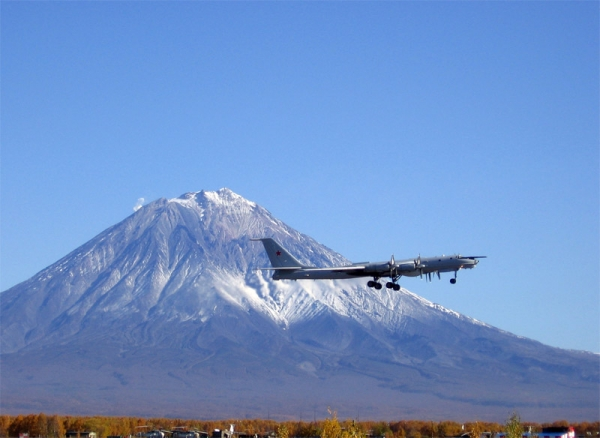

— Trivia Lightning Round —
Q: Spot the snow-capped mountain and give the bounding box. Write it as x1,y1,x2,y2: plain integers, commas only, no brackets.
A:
1,189,598,421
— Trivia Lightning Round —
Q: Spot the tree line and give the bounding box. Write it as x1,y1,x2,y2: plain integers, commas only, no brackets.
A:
0,413,597,438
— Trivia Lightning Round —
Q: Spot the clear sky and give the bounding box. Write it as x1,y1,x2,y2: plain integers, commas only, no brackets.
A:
2,1,598,353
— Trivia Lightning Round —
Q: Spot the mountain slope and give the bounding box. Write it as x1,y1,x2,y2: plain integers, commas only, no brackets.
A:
1,189,598,421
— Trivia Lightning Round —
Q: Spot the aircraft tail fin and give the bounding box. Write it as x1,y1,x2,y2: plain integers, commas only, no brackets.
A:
251,238,307,268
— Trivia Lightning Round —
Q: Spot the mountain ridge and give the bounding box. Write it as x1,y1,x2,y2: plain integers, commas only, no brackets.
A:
1,188,597,421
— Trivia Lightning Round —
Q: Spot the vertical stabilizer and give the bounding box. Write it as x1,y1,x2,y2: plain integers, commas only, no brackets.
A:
251,238,307,268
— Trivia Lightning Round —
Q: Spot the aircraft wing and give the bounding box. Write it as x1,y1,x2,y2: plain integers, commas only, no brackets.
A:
256,264,367,281
257,266,366,272
256,267,306,271
296,266,366,272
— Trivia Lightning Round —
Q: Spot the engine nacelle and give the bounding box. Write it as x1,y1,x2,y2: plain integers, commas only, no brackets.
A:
364,262,390,274
396,262,417,272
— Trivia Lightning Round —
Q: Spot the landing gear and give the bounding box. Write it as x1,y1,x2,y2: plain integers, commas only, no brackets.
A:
450,271,457,284
368,279,400,291
386,282,401,291
367,280,382,290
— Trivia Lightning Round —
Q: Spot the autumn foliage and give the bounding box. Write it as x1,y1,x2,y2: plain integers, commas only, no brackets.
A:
0,413,597,438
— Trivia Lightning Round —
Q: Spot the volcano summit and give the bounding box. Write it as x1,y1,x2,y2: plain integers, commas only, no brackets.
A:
1,189,597,420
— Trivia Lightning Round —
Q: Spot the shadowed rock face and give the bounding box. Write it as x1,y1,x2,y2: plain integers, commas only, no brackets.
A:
1,189,598,421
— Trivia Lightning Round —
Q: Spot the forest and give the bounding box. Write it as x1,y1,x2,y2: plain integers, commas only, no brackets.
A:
0,413,598,438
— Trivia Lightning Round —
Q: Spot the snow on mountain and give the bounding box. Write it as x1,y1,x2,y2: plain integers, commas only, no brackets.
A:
1,188,409,351
1,188,598,421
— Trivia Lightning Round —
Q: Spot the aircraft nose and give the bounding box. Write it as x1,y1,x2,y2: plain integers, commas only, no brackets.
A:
460,257,478,268
463,256,486,268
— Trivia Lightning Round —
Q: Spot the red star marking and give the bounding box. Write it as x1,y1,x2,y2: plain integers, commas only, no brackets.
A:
276,251,281,256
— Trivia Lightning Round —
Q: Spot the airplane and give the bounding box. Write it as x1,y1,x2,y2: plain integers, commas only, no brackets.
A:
252,238,485,291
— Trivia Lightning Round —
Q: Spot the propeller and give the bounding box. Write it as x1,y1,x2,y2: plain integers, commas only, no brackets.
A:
414,254,424,278
389,254,397,277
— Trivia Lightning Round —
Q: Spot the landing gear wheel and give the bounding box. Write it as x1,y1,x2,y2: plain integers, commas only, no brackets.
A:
374,282,382,290
386,282,394,289
367,280,375,288
393,283,400,291
450,278,457,284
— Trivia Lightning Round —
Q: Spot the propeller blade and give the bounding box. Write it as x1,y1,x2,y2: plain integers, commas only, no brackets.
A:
414,255,422,269
389,255,397,276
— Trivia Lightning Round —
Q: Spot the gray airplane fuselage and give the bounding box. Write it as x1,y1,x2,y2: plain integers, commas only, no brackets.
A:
252,238,484,290
271,256,479,280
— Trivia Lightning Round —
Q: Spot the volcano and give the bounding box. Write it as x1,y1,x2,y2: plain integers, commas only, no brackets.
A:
1,189,597,421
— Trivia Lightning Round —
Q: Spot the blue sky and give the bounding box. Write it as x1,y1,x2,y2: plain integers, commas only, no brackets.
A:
2,2,598,353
